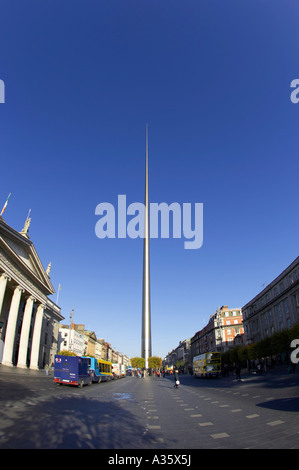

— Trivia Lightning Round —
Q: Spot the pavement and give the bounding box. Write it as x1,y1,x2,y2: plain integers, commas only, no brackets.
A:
0,363,53,376
0,362,292,378
0,362,298,450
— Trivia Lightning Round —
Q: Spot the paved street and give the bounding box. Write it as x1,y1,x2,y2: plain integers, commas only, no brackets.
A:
0,365,298,449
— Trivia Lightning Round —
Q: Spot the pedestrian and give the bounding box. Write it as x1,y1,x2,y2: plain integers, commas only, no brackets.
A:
45,364,50,376
235,364,241,381
174,369,180,388
222,364,229,377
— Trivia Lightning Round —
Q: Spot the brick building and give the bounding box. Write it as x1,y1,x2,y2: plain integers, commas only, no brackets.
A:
191,306,243,361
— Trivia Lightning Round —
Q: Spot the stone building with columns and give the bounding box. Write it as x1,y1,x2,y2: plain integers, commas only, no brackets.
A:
0,215,64,370
242,256,299,345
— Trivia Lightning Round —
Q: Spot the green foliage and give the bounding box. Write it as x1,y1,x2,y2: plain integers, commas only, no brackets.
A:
57,350,77,356
148,356,162,369
247,343,259,361
221,322,299,365
130,357,145,369
175,359,185,369
237,346,248,363
130,356,162,369
270,330,290,355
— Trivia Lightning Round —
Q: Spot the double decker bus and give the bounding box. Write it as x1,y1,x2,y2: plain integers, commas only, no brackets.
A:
193,352,221,378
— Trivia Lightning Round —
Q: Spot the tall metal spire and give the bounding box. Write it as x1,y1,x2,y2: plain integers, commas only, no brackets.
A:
141,124,152,368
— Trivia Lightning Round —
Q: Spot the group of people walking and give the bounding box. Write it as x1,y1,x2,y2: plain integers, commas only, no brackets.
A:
133,367,181,387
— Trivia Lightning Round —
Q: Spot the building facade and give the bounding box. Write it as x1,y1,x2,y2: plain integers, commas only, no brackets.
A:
58,325,84,356
164,339,191,371
95,338,105,359
242,257,299,345
191,306,243,361
67,323,129,365
214,306,243,351
0,216,64,369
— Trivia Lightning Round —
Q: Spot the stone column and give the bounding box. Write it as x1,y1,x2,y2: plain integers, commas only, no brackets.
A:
2,285,24,367
29,303,45,370
0,273,10,314
17,295,35,369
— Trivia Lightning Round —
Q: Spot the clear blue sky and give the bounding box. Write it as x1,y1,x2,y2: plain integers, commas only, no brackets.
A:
0,0,298,359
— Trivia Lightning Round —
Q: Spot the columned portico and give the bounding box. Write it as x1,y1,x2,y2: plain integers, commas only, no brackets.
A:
30,303,46,370
17,295,36,368
2,285,24,367
0,216,64,370
0,273,10,313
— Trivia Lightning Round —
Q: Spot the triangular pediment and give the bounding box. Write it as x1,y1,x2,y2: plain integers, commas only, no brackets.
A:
0,218,55,295
86,331,97,341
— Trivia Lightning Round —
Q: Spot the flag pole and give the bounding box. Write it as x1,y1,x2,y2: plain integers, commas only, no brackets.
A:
0,193,11,217
56,284,61,305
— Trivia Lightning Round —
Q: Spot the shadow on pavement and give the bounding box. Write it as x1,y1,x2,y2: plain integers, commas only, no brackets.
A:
162,369,299,391
0,376,40,402
256,397,299,413
0,394,170,449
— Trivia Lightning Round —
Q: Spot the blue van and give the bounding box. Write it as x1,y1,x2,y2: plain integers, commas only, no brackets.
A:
53,355,91,387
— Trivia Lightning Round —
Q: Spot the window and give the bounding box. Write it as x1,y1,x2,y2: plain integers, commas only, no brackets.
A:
283,300,289,314
268,310,272,323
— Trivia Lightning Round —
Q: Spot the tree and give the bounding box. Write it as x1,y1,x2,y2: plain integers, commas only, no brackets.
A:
258,337,272,357
130,357,145,369
57,350,77,356
237,346,248,364
270,330,291,355
220,322,299,366
149,356,162,369
247,343,259,361
175,359,184,370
